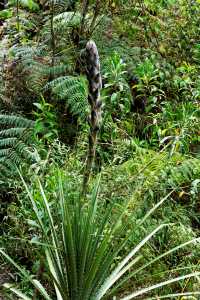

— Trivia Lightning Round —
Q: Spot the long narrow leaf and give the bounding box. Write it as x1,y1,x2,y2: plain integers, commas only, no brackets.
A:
120,272,200,300
96,224,168,299
139,190,174,225
3,284,32,300
144,292,200,300
0,250,52,300
110,237,200,294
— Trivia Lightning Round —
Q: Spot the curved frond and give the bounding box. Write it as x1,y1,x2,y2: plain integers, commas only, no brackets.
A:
45,75,89,120
0,114,36,179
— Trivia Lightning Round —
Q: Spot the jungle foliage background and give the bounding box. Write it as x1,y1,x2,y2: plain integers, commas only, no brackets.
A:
0,0,200,299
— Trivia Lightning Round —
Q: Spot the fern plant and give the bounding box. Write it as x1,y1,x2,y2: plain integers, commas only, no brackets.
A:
11,44,68,95
8,5,80,97
0,114,36,179
45,75,89,121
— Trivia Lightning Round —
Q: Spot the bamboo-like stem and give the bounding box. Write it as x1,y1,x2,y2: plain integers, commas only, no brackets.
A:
82,40,102,194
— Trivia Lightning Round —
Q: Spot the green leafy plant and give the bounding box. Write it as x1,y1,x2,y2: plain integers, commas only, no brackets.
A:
1,171,200,299
33,98,58,142
102,52,130,116
8,0,39,11
134,56,165,112
147,102,200,153
0,9,13,20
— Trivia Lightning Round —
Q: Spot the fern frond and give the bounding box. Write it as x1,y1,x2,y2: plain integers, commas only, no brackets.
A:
0,115,34,127
45,75,89,120
0,127,28,137
0,114,36,179
0,148,12,157
53,11,81,29
12,45,47,59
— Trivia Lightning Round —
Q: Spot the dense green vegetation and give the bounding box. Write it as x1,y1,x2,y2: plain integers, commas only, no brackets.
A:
0,0,200,299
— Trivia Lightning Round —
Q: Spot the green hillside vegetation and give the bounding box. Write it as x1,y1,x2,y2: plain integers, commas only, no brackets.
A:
0,0,200,299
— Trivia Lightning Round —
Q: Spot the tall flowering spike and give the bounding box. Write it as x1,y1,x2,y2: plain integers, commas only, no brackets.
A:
85,41,102,129
83,40,102,192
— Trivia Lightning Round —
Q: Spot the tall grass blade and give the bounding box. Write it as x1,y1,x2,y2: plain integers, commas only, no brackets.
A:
3,284,32,300
96,224,169,299
111,237,200,294
144,292,200,300
0,250,53,300
120,272,200,300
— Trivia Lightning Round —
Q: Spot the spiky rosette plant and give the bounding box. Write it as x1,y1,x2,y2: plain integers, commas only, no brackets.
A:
1,173,200,300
